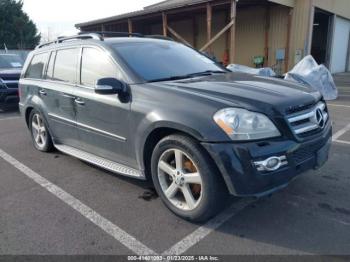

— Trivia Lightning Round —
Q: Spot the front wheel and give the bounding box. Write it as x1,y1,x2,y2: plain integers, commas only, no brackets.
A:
151,134,228,222
29,109,54,152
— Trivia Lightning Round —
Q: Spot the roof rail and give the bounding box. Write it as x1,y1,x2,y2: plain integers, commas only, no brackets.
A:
58,33,103,43
79,31,144,38
36,32,172,50
36,33,103,49
36,40,57,49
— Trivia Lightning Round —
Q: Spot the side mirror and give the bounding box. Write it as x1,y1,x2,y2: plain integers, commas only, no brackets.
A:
95,78,125,95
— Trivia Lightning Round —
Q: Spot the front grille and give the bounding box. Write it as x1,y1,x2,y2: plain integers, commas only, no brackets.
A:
292,142,323,164
285,103,315,115
287,102,328,138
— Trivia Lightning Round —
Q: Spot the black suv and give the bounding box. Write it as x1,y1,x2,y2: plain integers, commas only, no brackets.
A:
19,33,332,221
0,54,23,110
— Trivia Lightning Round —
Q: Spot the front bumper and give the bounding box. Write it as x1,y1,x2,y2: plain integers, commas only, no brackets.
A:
202,122,332,197
0,88,19,108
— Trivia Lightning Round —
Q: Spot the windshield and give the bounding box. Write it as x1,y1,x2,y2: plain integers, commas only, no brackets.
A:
113,41,226,82
0,55,23,69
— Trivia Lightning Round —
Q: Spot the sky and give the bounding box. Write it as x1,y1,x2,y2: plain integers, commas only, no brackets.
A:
22,0,161,42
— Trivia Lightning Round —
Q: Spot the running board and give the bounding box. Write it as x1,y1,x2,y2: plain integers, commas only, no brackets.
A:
54,144,144,179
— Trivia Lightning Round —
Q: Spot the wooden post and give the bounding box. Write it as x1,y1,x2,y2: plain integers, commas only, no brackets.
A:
264,6,270,67
128,19,133,34
193,17,197,48
225,9,230,54
285,8,293,72
206,2,212,52
162,12,168,36
229,0,236,64
306,0,315,55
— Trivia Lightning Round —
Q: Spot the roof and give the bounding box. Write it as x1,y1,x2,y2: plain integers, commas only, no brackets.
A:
75,0,214,28
144,0,193,10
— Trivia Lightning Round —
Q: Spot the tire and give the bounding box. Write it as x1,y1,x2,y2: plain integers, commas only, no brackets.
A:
0,105,7,112
151,134,228,222
29,109,54,152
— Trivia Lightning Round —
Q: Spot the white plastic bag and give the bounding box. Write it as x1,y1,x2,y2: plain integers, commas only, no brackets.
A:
284,55,338,100
227,64,276,77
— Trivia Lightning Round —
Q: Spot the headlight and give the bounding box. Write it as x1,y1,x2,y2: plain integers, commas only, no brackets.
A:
213,108,280,140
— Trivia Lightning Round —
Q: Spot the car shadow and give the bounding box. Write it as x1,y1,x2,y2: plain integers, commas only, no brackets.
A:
0,106,20,115
51,150,159,201
212,173,350,255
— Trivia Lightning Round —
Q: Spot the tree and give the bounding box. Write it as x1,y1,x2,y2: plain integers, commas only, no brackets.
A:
0,0,40,49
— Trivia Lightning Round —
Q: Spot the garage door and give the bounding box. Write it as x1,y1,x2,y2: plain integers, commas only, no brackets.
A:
330,16,350,73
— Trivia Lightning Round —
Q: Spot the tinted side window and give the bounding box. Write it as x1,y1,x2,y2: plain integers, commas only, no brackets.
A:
46,51,56,80
81,48,119,87
53,48,79,83
25,52,49,79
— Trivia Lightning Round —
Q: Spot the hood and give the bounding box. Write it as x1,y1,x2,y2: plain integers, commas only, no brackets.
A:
162,72,322,116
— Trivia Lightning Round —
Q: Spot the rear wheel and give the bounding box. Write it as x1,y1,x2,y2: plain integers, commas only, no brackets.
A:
29,109,54,152
151,134,227,222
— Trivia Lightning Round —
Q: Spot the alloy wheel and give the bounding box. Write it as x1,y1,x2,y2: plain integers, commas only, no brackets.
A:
157,149,203,211
31,113,47,149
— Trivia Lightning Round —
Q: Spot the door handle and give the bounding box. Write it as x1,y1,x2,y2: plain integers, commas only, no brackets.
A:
39,89,47,96
74,98,85,105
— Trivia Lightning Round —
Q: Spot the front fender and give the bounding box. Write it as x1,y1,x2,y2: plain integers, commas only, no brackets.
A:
134,118,204,172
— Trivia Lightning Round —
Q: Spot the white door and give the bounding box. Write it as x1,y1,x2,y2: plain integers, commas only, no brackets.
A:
330,16,350,73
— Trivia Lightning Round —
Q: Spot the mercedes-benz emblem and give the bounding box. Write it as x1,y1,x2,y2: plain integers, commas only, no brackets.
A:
315,108,325,128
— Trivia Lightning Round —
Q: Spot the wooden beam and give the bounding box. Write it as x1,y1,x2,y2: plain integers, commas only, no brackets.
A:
167,25,192,46
285,8,293,72
229,0,236,64
128,19,133,34
162,12,168,36
264,6,270,67
200,19,234,52
206,2,212,51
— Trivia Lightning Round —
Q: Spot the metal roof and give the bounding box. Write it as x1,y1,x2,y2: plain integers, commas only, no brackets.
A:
75,0,214,28
144,0,194,10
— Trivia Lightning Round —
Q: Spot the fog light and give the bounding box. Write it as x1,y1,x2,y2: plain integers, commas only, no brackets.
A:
254,156,288,172
266,158,279,169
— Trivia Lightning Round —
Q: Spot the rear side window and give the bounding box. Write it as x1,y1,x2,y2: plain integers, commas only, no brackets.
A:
53,48,79,83
25,52,49,79
80,47,119,87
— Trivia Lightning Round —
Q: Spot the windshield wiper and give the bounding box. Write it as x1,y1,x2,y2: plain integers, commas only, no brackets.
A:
148,70,227,83
148,75,192,83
